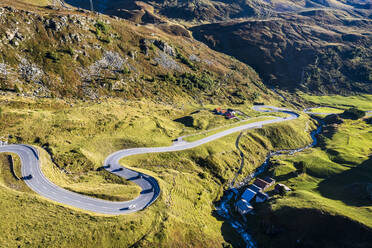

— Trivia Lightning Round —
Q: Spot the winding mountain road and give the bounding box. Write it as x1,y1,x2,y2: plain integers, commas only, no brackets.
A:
0,105,298,215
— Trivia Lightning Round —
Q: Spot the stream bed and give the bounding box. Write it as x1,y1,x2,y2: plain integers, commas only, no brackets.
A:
215,120,324,247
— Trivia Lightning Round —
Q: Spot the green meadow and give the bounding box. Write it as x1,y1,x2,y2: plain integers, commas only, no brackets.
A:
302,94,372,111
249,116,372,247
0,95,314,247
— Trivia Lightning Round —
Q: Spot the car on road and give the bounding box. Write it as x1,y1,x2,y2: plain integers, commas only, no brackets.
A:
128,204,136,210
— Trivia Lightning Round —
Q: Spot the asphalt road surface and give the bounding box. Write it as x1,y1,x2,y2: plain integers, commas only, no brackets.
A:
0,105,298,215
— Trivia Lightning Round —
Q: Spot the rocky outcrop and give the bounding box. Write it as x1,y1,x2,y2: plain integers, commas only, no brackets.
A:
19,59,44,83
140,38,176,57
154,40,176,57
0,3,270,103
154,51,181,71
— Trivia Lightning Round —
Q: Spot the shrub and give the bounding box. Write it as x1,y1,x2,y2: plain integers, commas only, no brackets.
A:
176,72,215,91
14,84,21,93
121,66,130,74
295,161,306,174
251,92,260,101
64,46,74,56
159,73,176,83
94,21,111,43
193,118,208,130
341,107,365,120
94,21,109,35
45,51,60,62
177,53,197,70
98,36,111,44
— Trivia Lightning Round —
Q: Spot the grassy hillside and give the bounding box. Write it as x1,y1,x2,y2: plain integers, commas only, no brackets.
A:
1,0,371,247
246,114,372,247
0,94,315,247
302,94,372,111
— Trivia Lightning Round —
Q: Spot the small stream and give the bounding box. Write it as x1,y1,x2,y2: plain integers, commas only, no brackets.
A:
214,119,324,248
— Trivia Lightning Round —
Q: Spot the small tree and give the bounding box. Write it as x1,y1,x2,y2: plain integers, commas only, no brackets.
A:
341,107,365,120
297,161,307,175
94,21,109,35
279,186,288,196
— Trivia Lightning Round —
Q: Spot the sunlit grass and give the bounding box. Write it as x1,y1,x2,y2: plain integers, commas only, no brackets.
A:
301,94,372,111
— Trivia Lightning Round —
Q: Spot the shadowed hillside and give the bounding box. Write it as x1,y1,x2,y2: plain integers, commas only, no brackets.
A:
191,12,372,94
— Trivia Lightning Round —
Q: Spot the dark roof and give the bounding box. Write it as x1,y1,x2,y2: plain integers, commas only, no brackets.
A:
264,176,275,184
248,184,261,193
257,191,269,199
254,178,269,189
236,199,253,214
241,188,256,202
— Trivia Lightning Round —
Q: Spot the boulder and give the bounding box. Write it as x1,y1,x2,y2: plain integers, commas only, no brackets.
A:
154,40,176,57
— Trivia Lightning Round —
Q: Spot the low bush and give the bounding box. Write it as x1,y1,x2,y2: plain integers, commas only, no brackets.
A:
341,107,365,120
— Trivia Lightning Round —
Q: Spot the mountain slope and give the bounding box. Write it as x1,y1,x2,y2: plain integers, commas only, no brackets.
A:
0,1,273,104
191,11,372,93
60,0,372,94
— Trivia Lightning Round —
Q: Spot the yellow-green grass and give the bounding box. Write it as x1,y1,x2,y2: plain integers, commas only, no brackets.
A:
19,0,50,6
0,144,228,247
0,141,234,248
254,118,372,246
0,94,316,247
307,107,344,114
0,95,188,202
173,104,283,138
175,108,242,135
122,114,316,188
7,152,23,180
0,153,32,193
183,116,276,142
38,147,141,201
301,94,372,111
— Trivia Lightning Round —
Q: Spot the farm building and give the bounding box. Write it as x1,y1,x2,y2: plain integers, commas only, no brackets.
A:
214,108,236,119
241,188,257,202
235,199,253,215
248,184,261,193
264,177,276,187
253,178,270,190
256,192,269,203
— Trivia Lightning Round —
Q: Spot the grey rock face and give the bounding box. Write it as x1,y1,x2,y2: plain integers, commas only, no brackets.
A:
80,51,128,81
189,54,201,62
45,17,68,31
154,40,176,57
0,63,7,77
154,51,181,71
19,59,44,83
